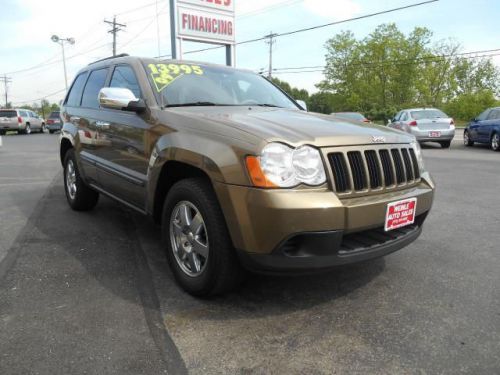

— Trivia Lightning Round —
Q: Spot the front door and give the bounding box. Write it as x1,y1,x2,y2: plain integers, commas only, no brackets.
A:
92,64,151,210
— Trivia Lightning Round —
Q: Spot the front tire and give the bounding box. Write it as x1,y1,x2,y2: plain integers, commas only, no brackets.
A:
162,178,244,297
63,149,99,211
22,124,31,135
464,131,474,147
491,133,500,152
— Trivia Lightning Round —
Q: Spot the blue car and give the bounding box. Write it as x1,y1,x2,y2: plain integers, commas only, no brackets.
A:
464,107,500,151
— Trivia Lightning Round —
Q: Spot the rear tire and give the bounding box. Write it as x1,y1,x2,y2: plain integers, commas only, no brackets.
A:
49,130,55,134
22,124,31,135
464,130,474,147
0,130,5,135
491,133,500,152
439,140,451,148
162,178,244,297
63,149,99,211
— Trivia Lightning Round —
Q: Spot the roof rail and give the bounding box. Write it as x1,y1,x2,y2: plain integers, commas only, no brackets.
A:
88,53,129,66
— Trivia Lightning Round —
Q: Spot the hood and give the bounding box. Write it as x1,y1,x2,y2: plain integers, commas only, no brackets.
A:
170,106,414,147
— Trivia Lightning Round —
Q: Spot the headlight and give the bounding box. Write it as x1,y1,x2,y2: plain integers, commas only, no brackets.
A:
246,143,327,188
410,141,425,174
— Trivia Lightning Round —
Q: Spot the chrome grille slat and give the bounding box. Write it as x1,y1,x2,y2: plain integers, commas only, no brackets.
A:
327,145,421,196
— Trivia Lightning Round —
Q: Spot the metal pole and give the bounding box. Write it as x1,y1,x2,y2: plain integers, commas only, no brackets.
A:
61,42,68,91
112,16,117,56
169,0,177,59
3,75,7,107
225,45,232,67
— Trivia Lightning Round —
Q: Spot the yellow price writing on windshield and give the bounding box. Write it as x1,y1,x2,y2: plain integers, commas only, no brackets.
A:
148,63,204,92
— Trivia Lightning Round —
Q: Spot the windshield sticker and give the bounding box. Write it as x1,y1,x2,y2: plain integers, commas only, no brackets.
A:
148,63,204,92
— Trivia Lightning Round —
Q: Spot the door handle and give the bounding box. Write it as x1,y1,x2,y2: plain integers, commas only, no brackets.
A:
95,121,110,128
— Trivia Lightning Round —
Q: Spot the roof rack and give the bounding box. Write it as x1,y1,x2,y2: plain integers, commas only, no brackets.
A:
88,53,129,66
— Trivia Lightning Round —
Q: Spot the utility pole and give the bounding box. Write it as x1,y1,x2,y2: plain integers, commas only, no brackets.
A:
1,75,12,108
104,16,126,56
264,32,278,78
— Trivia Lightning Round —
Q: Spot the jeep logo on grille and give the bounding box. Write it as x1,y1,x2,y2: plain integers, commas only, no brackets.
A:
371,136,386,143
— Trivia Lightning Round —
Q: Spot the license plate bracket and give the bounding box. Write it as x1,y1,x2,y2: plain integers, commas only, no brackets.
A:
429,131,441,138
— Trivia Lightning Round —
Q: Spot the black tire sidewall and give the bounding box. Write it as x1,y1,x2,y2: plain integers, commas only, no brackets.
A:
492,133,500,151
162,179,234,296
63,149,98,211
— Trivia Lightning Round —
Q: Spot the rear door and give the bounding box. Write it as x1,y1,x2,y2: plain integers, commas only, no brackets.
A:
91,64,151,210
29,111,41,129
62,70,101,183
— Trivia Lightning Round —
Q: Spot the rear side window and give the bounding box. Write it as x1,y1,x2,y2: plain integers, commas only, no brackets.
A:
66,73,88,107
0,110,17,118
19,110,28,117
109,65,141,99
81,69,108,109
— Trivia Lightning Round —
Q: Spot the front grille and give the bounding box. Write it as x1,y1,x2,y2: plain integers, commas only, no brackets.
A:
328,145,421,195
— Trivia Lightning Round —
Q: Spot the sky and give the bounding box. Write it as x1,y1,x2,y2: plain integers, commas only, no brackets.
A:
1,0,499,106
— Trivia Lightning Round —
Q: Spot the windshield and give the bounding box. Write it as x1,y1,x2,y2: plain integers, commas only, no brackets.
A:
0,110,17,118
49,112,60,119
143,61,298,109
411,109,447,120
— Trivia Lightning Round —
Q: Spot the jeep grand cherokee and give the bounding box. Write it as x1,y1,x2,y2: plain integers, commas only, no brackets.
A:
59,55,434,296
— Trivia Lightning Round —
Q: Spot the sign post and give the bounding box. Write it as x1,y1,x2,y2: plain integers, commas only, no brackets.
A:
169,0,235,66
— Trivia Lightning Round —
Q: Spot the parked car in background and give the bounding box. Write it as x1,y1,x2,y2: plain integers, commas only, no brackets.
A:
46,111,62,133
0,109,45,135
331,112,371,123
464,107,500,151
388,108,455,148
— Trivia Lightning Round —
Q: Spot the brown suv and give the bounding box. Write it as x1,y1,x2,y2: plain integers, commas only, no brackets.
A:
59,55,434,296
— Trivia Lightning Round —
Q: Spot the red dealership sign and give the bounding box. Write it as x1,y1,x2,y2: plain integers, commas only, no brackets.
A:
177,0,235,44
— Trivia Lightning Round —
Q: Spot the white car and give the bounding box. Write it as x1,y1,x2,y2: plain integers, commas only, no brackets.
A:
388,108,455,148
0,108,46,135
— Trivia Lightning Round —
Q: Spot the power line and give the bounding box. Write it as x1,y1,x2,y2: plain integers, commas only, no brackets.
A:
269,48,500,74
172,0,439,57
11,88,67,105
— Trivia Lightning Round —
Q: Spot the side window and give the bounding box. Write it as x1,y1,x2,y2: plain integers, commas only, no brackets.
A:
109,65,141,98
477,109,490,121
81,68,109,109
401,112,408,121
487,109,499,120
20,110,28,117
394,111,402,121
66,73,88,107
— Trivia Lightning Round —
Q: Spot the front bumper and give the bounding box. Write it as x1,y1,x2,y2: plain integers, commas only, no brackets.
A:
237,214,426,273
214,174,434,272
411,128,455,142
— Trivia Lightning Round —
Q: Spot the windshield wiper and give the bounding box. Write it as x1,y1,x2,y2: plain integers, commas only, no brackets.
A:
253,104,283,108
166,102,221,108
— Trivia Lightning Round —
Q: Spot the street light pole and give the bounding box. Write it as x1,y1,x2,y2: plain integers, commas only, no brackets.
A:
51,35,75,92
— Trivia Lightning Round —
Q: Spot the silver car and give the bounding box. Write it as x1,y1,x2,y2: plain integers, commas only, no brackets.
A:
0,108,46,135
388,108,455,148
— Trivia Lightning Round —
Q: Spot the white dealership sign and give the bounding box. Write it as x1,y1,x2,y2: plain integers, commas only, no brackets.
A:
176,0,235,44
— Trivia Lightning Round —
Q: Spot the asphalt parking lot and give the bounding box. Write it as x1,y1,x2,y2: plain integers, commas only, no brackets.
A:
0,132,499,374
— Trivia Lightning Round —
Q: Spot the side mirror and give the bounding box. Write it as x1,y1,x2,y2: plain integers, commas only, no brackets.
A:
471,117,478,122
387,119,392,125
98,87,146,112
296,100,308,111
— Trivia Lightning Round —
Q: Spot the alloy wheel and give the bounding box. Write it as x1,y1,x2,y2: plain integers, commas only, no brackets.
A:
170,201,209,277
66,159,77,200
492,133,500,151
